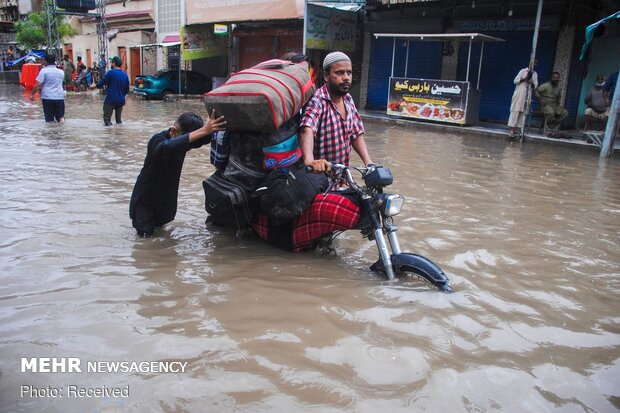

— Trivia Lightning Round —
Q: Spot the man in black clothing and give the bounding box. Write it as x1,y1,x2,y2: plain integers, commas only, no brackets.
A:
130,111,226,237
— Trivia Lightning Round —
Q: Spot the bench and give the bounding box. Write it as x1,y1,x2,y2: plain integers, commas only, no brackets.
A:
527,107,548,135
583,131,603,146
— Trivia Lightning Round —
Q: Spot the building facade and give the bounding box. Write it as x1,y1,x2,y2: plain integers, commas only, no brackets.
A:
66,0,156,83
8,0,618,128
362,0,619,127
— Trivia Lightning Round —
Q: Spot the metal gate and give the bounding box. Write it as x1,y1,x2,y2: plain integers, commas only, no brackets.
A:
167,45,180,70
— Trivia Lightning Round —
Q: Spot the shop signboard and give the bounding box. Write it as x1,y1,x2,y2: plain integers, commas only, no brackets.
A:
181,24,227,60
185,0,303,25
214,24,228,35
306,3,356,51
387,77,469,125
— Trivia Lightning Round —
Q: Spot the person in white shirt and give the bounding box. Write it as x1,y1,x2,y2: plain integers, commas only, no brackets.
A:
31,54,66,123
508,60,538,138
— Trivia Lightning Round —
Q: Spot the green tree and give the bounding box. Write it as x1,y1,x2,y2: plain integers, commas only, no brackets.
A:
15,2,78,50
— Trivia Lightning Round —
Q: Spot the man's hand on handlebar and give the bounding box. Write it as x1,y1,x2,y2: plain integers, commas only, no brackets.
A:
307,159,331,173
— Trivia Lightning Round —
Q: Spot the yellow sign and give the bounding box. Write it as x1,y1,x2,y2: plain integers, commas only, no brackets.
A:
214,24,228,35
403,96,450,105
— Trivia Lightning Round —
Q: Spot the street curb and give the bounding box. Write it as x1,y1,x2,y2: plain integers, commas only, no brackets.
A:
360,112,614,153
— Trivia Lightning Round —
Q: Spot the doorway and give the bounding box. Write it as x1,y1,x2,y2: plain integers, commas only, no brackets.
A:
130,48,141,84
167,45,180,70
118,47,127,72
65,44,73,61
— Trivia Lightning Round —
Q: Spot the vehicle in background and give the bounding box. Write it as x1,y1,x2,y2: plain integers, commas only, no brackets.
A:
133,70,211,100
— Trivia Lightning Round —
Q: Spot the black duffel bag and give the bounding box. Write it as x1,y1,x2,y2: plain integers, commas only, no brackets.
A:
202,170,256,230
255,161,329,225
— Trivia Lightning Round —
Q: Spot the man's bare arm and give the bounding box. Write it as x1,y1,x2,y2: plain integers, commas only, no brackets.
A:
300,126,330,172
352,134,373,166
30,82,42,100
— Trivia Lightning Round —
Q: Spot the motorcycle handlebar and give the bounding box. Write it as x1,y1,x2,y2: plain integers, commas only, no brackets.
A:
305,163,346,173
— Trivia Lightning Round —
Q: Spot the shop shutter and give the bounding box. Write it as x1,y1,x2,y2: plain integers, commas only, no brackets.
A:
368,36,442,109
456,30,558,123
239,32,302,70
239,36,273,70
279,33,303,58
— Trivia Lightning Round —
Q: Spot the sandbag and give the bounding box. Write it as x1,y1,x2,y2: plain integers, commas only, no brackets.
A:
204,59,316,132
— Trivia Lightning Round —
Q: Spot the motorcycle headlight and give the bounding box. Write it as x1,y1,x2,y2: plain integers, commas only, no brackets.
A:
380,194,404,216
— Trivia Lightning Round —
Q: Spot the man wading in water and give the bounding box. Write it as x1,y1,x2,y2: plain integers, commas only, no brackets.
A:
299,51,373,173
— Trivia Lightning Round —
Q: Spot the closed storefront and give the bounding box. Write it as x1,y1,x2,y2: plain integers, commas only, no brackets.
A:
455,18,559,123
234,24,302,70
367,36,443,110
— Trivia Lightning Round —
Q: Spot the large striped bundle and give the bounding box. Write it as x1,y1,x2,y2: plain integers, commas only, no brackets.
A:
204,59,316,132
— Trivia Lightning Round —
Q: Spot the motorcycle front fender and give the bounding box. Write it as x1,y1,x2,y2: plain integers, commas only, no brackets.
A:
371,253,452,292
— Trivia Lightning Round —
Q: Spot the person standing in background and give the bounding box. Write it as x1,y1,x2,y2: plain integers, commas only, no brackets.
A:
508,61,538,138
30,54,66,123
94,55,129,126
76,56,86,72
62,55,75,91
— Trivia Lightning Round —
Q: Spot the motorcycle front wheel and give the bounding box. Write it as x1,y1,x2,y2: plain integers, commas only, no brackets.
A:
370,252,452,292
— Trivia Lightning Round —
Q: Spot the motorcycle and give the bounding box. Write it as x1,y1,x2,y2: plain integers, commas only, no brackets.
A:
317,163,452,292
202,127,451,292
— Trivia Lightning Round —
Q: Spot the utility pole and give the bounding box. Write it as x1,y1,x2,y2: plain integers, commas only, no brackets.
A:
96,0,108,78
45,0,62,59
46,0,107,78
600,70,619,158
302,0,308,54
520,0,543,141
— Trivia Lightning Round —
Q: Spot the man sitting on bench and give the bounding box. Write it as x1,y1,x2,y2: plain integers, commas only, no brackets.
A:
535,71,569,138
584,74,609,128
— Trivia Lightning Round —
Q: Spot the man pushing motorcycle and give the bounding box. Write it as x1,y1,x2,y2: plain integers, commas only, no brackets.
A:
299,51,373,172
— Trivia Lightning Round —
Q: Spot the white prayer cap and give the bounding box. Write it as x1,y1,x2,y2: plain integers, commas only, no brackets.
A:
323,51,351,70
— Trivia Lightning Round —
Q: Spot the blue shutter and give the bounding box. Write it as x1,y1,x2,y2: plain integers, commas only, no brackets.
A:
368,37,443,109
456,31,558,123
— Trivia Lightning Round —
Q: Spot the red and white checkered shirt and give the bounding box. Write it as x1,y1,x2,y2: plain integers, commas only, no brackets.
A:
300,85,365,166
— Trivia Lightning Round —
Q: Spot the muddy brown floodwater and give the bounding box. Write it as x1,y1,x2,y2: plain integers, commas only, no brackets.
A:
1,84,619,412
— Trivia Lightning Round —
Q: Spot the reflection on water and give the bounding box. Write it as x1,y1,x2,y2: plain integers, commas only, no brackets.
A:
1,84,619,412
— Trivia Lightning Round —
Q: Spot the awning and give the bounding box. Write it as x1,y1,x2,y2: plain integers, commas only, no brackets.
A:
579,10,620,60
129,42,181,48
106,10,151,20
162,34,180,43
310,1,364,12
374,33,505,90
373,33,505,42
5,50,45,67
185,0,303,25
